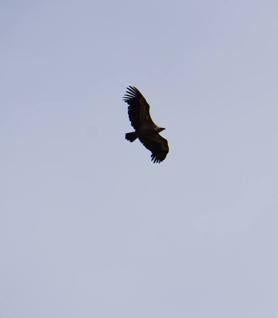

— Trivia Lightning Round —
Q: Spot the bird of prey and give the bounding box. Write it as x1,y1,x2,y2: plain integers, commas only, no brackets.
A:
123,86,169,163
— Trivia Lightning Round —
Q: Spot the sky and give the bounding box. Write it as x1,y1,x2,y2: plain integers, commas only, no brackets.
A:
1,0,278,317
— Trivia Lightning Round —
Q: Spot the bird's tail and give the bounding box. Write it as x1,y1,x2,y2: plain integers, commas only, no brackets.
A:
125,132,137,142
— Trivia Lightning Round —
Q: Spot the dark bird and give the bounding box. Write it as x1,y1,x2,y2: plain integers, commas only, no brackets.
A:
123,86,169,163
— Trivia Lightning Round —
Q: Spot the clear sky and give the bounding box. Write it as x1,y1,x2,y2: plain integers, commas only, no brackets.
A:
1,0,278,317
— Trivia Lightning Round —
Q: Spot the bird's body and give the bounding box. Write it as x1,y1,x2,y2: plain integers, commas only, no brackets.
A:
123,86,169,163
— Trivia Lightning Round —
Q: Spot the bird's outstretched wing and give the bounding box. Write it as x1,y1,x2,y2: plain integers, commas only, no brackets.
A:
139,134,169,163
123,86,156,130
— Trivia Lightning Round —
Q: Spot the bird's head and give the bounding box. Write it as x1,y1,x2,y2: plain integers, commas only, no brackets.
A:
157,127,165,133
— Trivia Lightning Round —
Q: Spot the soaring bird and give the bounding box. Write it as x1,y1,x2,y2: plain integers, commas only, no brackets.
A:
123,86,169,163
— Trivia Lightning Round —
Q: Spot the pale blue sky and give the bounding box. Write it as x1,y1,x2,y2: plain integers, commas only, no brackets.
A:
1,0,278,317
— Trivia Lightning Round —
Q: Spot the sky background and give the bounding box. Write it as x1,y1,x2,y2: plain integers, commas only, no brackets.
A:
1,0,278,317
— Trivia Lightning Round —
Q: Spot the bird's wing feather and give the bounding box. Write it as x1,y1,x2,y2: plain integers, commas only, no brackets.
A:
123,86,156,130
139,134,169,163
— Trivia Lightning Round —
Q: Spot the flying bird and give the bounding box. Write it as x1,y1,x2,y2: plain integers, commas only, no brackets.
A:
123,86,169,163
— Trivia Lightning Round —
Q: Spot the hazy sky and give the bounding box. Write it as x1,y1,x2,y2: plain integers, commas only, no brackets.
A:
1,0,278,317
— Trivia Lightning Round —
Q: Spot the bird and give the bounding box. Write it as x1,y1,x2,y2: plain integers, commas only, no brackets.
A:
123,86,169,163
